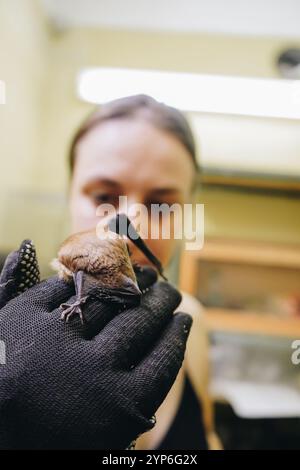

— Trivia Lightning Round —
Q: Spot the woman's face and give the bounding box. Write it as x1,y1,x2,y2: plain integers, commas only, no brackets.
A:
69,118,195,267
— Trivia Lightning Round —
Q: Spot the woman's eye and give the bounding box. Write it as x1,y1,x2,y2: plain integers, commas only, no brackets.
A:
146,199,164,207
90,193,119,206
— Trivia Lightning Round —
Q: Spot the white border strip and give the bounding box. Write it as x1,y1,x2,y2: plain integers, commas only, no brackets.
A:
0,81,5,104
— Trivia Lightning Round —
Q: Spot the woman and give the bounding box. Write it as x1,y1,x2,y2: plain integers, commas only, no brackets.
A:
68,94,220,450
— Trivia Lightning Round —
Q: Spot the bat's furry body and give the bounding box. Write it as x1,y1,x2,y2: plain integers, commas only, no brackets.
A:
51,228,141,323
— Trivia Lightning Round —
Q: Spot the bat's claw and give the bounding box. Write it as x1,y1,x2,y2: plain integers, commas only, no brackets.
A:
60,296,88,324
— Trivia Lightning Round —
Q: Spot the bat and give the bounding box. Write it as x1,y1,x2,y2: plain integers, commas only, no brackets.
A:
52,214,167,323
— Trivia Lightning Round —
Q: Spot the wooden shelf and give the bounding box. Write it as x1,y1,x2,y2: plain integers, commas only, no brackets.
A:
205,308,300,338
185,238,300,269
179,238,300,338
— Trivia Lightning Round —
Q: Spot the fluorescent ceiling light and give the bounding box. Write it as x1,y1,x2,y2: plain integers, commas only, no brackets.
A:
77,68,300,120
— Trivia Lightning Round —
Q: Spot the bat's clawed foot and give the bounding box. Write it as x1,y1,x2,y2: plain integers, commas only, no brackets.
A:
60,271,89,324
60,296,88,324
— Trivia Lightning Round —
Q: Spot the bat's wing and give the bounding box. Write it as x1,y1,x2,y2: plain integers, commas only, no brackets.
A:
74,271,141,308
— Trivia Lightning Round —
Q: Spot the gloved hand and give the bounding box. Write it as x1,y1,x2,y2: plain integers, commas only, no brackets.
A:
0,243,192,450
0,240,40,309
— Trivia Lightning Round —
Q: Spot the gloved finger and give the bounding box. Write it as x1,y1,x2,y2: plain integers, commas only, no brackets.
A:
27,275,75,312
58,296,124,339
98,281,182,368
134,312,192,413
0,240,40,308
50,271,138,337
48,268,156,338
133,265,158,293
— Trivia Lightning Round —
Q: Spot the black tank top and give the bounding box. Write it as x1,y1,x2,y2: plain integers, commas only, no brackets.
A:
155,376,208,450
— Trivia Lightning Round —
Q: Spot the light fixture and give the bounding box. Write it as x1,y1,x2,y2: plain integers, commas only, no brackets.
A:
277,48,300,80
77,67,300,120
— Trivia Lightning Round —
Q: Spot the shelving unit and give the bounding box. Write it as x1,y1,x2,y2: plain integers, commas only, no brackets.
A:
179,238,300,338
205,309,300,338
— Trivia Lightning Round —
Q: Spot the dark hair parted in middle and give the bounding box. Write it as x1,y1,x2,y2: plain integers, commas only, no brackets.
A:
69,94,199,174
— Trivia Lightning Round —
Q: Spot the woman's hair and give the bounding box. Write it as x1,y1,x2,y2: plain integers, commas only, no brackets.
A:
69,94,198,173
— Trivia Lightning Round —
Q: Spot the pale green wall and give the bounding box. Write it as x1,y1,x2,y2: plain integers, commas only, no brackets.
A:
0,0,299,276
200,188,300,244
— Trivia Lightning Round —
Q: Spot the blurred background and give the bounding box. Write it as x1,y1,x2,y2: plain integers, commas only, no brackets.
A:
1,0,300,449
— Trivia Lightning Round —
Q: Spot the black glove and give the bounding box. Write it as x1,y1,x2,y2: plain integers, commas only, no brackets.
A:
0,240,40,309
0,245,192,449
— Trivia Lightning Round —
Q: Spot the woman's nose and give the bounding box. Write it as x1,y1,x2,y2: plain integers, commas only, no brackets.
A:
117,200,149,238
107,211,149,265
108,213,166,279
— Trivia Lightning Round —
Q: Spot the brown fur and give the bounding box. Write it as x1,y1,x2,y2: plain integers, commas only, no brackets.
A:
51,229,138,290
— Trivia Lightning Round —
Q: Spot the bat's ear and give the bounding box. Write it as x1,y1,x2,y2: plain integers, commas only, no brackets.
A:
119,273,141,296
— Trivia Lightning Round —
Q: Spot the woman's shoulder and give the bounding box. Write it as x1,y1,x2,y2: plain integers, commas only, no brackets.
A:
176,290,204,322
176,290,209,368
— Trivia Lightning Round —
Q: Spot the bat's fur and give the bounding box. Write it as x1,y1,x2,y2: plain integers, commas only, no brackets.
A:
51,229,139,292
